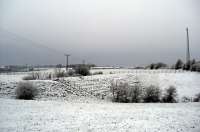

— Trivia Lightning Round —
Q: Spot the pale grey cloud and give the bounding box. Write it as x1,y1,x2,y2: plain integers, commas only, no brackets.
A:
0,0,200,66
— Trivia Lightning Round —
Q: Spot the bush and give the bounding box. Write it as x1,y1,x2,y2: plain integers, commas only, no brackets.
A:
67,69,75,76
128,84,143,103
54,68,66,78
23,74,37,80
110,80,143,103
193,93,200,102
183,60,192,70
191,63,200,72
181,96,192,102
148,62,167,69
23,72,54,80
162,86,177,103
15,82,38,100
112,82,129,103
154,62,168,69
143,85,161,102
75,65,90,76
111,82,163,103
175,59,183,69
93,71,103,75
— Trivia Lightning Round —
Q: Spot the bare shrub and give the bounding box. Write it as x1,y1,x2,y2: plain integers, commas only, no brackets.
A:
46,72,52,79
181,96,192,102
93,71,103,75
162,86,177,103
54,68,66,78
22,74,37,80
143,85,161,103
15,82,38,100
110,80,143,103
23,72,43,80
75,65,90,76
128,84,143,103
67,69,75,76
110,81,129,102
193,93,200,102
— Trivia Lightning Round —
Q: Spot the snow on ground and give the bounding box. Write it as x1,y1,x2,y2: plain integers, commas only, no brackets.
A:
1,70,200,100
0,98,200,132
136,72,200,100
1,69,200,131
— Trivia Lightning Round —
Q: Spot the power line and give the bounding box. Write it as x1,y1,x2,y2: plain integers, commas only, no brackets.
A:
0,28,65,55
1,28,92,65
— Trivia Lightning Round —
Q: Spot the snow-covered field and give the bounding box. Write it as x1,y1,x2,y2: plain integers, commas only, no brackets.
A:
0,98,200,132
0,69,200,131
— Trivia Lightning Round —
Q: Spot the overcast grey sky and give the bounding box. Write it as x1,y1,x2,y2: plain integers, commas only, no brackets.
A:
0,0,200,66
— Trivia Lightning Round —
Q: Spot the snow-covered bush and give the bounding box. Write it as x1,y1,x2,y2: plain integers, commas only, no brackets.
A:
193,93,200,102
15,81,38,100
162,86,178,103
110,81,129,102
143,85,161,102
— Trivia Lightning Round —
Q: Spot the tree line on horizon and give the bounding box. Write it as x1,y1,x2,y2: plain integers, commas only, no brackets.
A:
146,59,200,72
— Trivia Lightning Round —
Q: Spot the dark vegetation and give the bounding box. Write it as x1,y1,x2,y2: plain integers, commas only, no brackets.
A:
144,59,200,72
174,59,200,72
162,86,177,103
75,65,90,76
22,65,91,80
93,71,103,75
128,84,143,103
110,82,129,103
175,59,184,70
15,81,38,100
147,62,168,69
23,74,37,80
23,72,52,80
143,85,161,103
193,93,200,102
110,81,178,103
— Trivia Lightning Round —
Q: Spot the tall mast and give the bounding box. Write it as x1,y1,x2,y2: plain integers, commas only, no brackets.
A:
186,27,190,62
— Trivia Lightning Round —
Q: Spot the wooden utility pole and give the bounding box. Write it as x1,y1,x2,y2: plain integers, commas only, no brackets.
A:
64,54,70,71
